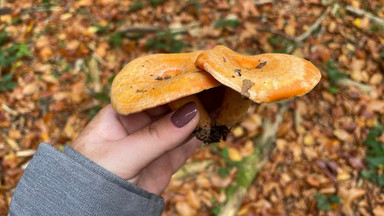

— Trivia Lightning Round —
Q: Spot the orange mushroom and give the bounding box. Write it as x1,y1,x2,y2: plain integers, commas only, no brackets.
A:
195,45,321,103
111,51,220,114
194,45,321,141
111,51,222,141
111,46,321,143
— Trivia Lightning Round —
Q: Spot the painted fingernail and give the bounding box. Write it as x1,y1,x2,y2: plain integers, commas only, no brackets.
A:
171,102,198,128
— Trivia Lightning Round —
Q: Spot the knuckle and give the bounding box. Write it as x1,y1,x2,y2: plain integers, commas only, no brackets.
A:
146,122,163,141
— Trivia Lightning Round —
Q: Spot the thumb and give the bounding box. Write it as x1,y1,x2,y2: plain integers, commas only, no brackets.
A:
114,101,199,176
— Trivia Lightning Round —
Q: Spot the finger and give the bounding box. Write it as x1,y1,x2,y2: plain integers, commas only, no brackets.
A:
117,112,152,134
72,105,129,153
115,101,199,174
118,105,171,134
145,104,170,117
81,105,128,140
137,137,202,194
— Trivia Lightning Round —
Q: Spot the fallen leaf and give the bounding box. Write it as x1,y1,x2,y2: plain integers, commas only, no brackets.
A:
175,202,196,216
8,129,21,140
232,126,244,137
303,134,315,146
186,190,200,209
338,187,365,215
228,147,242,161
374,206,384,216
22,83,37,96
334,129,352,142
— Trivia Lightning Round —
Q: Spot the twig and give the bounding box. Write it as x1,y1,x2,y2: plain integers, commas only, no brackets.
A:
218,102,289,216
295,7,331,42
19,5,60,15
254,0,274,6
16,150,36,157
170,23,200,34
0,7,11,16
256,26,295,41
121,23,199,36
87,56,101,93
4,136,20,151
257,6,331,43
337,78,371,94
121,25,164,34
346,5,384,27
173,160,213,179
294,107,303,134
1,104,17,116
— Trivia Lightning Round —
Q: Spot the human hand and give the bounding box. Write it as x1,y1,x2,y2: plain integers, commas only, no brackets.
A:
71,102,201,195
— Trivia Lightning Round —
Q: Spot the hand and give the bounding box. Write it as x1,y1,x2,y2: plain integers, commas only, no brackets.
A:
71,102,201,195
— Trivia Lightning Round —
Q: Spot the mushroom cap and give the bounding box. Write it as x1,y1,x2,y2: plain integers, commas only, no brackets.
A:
111,51,221,115
195,45,321,103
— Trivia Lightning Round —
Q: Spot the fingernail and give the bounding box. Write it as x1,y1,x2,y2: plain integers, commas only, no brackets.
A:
171,102,198,128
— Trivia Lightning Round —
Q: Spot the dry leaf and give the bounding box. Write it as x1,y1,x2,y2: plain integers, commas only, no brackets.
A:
186,190,200,209
175,202,196,216
374,206,384,216
228,147,242,161
338,187,365,215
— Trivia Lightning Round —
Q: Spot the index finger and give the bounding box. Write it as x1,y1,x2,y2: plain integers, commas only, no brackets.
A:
117,104,170,134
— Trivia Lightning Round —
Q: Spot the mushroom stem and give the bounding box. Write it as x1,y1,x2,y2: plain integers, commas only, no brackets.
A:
215,88,253,127
168,95,212,142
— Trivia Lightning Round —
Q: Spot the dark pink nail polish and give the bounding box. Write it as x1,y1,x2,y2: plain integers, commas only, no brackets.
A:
171,102,198,128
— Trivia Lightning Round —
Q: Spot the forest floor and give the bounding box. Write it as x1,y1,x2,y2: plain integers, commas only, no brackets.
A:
0,0,384,215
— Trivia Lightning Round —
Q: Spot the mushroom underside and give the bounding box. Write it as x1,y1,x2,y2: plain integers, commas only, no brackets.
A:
171,85,252,143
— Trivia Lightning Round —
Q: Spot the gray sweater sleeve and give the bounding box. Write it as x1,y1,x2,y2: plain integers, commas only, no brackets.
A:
9,143,164,216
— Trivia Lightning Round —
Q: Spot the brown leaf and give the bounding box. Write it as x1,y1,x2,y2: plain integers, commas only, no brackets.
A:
373,206,384,216
228,147,242,161
175,202,196,216
338,187,365,215
186,190,200,209
210,175,231,188
8,129,21,140
306,176,320,187
367,100,384,113
316,160,338,182
334,129,352,142
22,83,38,96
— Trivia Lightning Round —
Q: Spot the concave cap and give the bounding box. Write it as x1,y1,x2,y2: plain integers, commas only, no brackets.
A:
111,51,221,115
195,45,321,103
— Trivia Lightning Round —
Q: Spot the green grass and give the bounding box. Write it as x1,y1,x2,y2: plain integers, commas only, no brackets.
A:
0,26,32,92
268,36,297,54
324,60,348,94
0,74,18,92
315,192,340,211
145,30,185,53
129,0,168,11
214,18,240,29
0,43,31,69
361,122,384,186
130,0,145,11
108,32,125,48
147,0,167,6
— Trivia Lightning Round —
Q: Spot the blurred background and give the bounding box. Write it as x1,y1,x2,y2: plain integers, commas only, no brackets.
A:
0,0,384,215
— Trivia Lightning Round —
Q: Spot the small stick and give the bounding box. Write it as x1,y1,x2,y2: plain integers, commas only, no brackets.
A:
218,103,289,216
256,27,295,41
345,5,384,27
337,78,371,94
121,25,164,33
254,0,274,6
295,7,331,42
257,6,332,43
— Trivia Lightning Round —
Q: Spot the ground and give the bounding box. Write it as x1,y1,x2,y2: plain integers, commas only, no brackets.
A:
0,0,383,215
